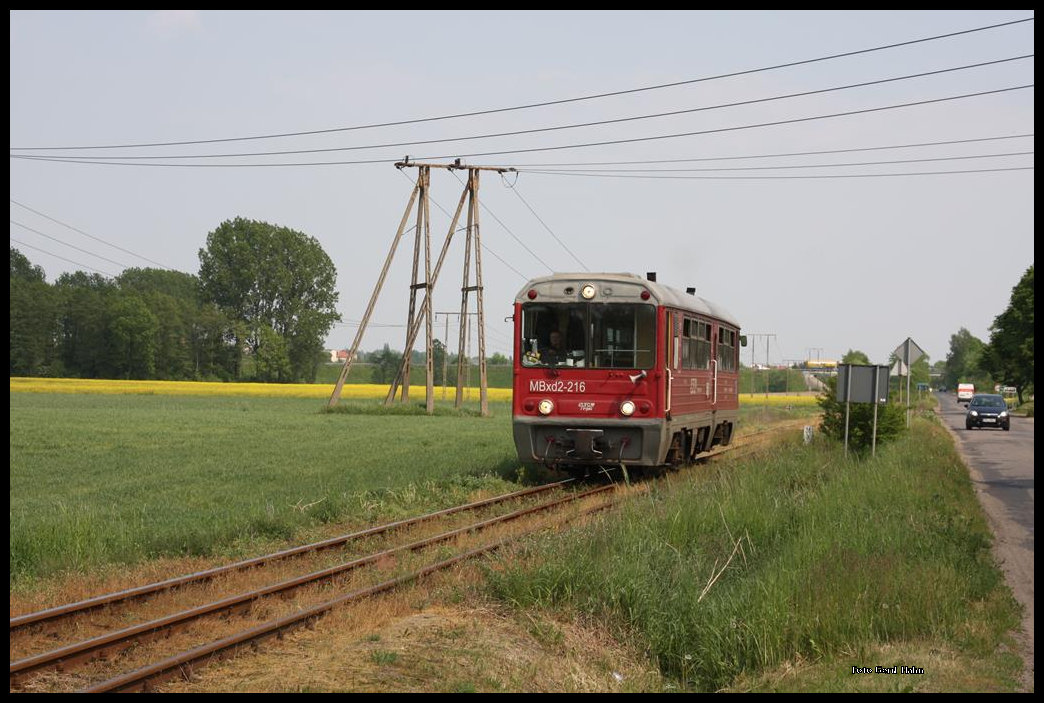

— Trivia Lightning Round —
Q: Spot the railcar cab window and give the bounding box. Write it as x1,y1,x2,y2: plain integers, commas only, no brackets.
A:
521,302,656,369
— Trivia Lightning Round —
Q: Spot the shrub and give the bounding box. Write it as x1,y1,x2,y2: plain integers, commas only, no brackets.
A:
817,375,906,455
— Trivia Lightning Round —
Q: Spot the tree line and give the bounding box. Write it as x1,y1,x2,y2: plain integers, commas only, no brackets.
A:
352,343,512,387
10,217,340,383
938,265,1034,405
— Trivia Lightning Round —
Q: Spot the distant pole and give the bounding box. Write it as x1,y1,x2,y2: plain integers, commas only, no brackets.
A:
843,366,852,459
750,341,756,394
905,339,913,428
872,365,880,457
467,313,473,401
765,335,771,399
747,333,775,400
442,313,450,401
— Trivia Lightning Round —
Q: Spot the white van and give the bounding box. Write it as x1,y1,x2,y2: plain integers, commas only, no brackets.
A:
957,383,975,403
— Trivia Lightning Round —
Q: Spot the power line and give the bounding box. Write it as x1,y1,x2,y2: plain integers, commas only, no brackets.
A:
9,199,173,269
447,170,554,274
11,85,1033,168
10,219,135,269
333,320,407,328
9,237,115,277
394,169,530,281
520,150,1034,173
509,133,1034,167
10,17,1032,152
504,181,588,271
12,56,1033,162
520,166,1032,180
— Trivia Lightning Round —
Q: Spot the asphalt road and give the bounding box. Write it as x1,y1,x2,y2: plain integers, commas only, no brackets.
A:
935,391,1034,691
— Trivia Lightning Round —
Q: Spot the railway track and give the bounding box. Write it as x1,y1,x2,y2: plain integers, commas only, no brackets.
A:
10,419,810,693
10,480,616,693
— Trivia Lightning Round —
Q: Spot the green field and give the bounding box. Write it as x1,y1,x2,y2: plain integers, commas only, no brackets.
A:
10,393,520,584
9,392,815,584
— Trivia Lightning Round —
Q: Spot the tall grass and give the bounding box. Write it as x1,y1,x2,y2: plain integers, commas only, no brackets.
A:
485,419,1019,691
10,393,519,584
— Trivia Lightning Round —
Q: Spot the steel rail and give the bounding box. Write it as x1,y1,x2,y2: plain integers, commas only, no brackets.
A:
11,484,611,687
10,478,573,632
81,495,617,693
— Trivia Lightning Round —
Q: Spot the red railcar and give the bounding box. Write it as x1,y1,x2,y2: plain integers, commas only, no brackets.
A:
513,272,744,474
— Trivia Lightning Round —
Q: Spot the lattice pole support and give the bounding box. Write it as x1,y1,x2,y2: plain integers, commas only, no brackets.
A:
327,180,420,407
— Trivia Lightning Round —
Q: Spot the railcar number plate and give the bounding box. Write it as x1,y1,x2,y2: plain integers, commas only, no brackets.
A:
529,380,587,393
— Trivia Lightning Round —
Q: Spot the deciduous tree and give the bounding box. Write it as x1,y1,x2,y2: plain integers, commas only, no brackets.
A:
198,218,340,382
982,265,1033,404
10,248,58,376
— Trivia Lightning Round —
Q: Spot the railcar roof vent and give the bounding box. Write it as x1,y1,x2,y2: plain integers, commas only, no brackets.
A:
686,287,696,296
646,272,657,282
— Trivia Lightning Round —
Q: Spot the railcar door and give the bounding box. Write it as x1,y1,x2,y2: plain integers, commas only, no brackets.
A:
711,323,718,407
664,310,676,414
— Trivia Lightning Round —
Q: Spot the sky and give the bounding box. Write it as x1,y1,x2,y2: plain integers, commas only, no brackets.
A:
9,10,1034,368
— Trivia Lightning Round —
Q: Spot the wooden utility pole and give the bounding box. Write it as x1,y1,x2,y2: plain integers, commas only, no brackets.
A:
329,160,509,415
455,167,489,416
399,165,430,405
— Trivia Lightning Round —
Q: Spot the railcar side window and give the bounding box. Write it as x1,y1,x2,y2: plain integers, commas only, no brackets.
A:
680,319,691,370
718,328,737,372
680,317,711,370
697,321,711,369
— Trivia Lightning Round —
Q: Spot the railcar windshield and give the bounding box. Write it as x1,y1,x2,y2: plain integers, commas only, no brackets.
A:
520,302,656,369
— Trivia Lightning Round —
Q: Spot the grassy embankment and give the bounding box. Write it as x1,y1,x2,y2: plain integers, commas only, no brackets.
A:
484,416,1024,692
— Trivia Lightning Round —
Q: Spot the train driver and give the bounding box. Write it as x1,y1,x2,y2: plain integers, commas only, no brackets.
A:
540,329,567,365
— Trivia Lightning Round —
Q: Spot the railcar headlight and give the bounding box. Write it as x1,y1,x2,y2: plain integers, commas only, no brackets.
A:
620,400,636,416
580,284,596,300
538,399,555,415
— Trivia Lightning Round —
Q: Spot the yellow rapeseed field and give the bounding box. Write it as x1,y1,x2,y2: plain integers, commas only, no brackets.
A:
9,377,514,402
11,378,818,406
738,393,820,407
